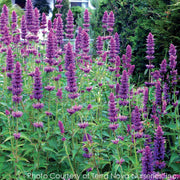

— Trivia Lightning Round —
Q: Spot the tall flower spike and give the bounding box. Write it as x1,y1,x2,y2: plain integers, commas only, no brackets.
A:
96,36,103,55
53,18,57,30
65,42,75,70
32,8,40,36
48,19,52,31
132,106,142,132
65,63,79,99
119,70,129,100
154,126,166,169
46,29,55,65
2,4,8,25
107,11,115,33
141,146,154,180
109,37,116,63
108,93,118,122
58,120,65,134
155,81,162,106
143,87,149,112
11,11,17,30
114,32,120,54
41,13,47,29
12,62,23,103
0,13,6,35
146,32,155,61
3,26,11,46
169,44,177,57
66,9,74,39
160,59,167,75
6,47,14,76
21,15,27,40
82,30,90,54
25,0,34,32
102,11,108,29
56,16,64,46
33,67,43,100
83,9,90,32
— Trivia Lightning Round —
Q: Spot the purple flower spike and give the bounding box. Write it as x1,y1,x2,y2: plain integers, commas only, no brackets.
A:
119,70,129,100
25,0,34,32
155,81,162,106
6,47,14,74
107,11,115,32
11,11,17,30
146,33,155,61
102,11,108,29
58,121,65,134
65,64,78,98
141,146,154,180
33,67,43,100
66,9,74,39
21,15,27,40
96,36,103,55
65,42,75,70
32,8,40,36
109,37,116,61
154,126,166,169
56,16,64,46
108,93,118,122
169,44,177,57
160,59,167,74
46,29,55,65
143,87,149,112
48,19,52,31
3,26,11,46
0,13,6,34
41,13,47,29
83,9,90,31
2,4,8,25
132,106,142,132
114,32,120,54
82,30,90,54
12,62,23,103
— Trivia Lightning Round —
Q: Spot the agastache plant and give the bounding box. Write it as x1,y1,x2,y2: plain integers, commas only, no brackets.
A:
66,9,74,39
154,126,166,169
25,0,34,33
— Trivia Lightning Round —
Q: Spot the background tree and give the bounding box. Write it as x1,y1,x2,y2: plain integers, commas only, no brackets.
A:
33,0,51,17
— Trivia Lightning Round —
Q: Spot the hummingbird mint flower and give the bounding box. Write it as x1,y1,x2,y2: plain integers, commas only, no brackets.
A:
33,67,43,100
154,126,166,169
66,9,74,39
141,146,154,180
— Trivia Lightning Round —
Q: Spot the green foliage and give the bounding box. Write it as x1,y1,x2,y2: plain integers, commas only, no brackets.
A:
71,6,83,26
0,0,12,11
33,0,51,16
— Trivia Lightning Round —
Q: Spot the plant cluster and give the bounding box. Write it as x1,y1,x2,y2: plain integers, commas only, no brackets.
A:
0,0,179,179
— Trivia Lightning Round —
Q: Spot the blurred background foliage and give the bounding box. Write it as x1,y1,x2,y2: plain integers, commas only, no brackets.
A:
89,0,180,84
